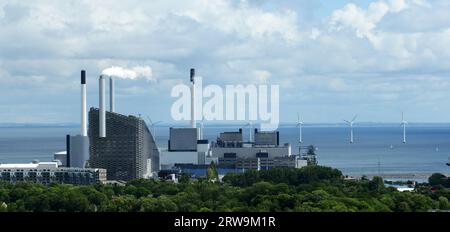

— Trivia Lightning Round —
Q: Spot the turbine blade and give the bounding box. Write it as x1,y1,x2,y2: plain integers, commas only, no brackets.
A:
352,114,358,122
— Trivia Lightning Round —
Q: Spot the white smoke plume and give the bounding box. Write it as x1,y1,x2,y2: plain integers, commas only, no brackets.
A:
101,66,154,81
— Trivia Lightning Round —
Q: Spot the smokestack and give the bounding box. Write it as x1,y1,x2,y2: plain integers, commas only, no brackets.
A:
190,68,196,129
109,77,115,112
66,134,71,167
81,70,87,137
99,75,106,137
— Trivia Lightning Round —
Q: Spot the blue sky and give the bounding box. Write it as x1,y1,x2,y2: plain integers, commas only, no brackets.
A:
1,0,450,124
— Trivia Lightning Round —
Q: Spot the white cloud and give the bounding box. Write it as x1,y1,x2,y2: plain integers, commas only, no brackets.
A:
175,0,301,42
1,0,450,123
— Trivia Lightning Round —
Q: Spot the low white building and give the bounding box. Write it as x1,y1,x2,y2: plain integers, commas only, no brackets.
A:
0,161,106,184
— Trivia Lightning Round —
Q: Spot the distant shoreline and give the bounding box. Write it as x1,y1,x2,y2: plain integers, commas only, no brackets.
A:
3,122,450,128
349,173,450,181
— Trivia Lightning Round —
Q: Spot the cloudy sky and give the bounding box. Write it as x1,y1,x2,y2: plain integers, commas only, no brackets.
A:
1,0,450,124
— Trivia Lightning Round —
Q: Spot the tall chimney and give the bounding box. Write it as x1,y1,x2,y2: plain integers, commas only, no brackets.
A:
99,75,106,138
81,70,87,137
109,77,115,112
190,68,196,129
66,134,71,167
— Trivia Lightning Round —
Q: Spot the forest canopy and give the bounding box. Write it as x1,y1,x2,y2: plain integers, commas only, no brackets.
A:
0,166,449,212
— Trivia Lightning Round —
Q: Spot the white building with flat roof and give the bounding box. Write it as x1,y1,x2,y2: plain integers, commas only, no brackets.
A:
0,161,106,184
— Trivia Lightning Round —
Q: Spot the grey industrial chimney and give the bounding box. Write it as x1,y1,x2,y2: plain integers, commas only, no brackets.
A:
109,77,115,112
99,75,106,137
69,70,90,168
81,70,87,137
66,134,71,167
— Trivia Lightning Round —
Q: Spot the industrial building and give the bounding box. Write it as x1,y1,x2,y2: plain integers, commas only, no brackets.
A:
160,127,213,166
90,74,159,180
211,128,305,170
66,70,90,169
88,108,160,181
158,68,307,177
219,156,307,170
160,69,212,167
0,161,106,185
211,129,292,159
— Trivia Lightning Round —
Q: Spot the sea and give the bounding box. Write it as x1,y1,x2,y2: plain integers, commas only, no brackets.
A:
1,124,449,181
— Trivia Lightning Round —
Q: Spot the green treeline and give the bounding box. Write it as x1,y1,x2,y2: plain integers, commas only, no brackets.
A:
0,166,449,212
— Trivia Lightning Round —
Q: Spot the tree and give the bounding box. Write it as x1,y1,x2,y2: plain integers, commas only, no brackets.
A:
0,202,7,212
207,161,219,182
139,196,178,212
438,196,449,210
397,202,411,212
368,176,385,192
429,173,447,186
179,172,191,184
305,145,318,166
111,195,138,212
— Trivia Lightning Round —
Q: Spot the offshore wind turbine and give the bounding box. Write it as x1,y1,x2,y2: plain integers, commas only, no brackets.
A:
297,113,304,144
401,112,408,144
343,115,358,144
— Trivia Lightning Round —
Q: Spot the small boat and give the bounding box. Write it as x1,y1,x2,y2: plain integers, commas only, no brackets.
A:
389,145,394,150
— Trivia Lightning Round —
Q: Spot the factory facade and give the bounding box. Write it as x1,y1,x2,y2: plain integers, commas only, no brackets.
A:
159,69,307,176
0,161,106,185
1,68,303,185
212,129,307,170
88,108,160,181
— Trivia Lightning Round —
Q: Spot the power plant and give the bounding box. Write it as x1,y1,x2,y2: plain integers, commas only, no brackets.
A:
88,72,159,181
88,108,159,180
55,69,160,181
160,69,305,177
66,70,90,168
2,67,306,184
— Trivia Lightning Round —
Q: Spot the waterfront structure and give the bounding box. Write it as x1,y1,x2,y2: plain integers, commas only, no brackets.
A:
160,68,211,166
401,112,408,144
219,156,307,170
210,128,307,170
88,108,160,181
344,115,358,144
161,127,211,165
67,70,90,168
211,129,291,159
0,161,106,185
53,151,67,167
254,129,280,146
160,126,306,178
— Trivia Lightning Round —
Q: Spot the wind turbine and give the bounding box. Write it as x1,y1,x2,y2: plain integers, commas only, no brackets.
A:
297,113,304,144
343,115,357,144
146,116,162,138
401,112,408,144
